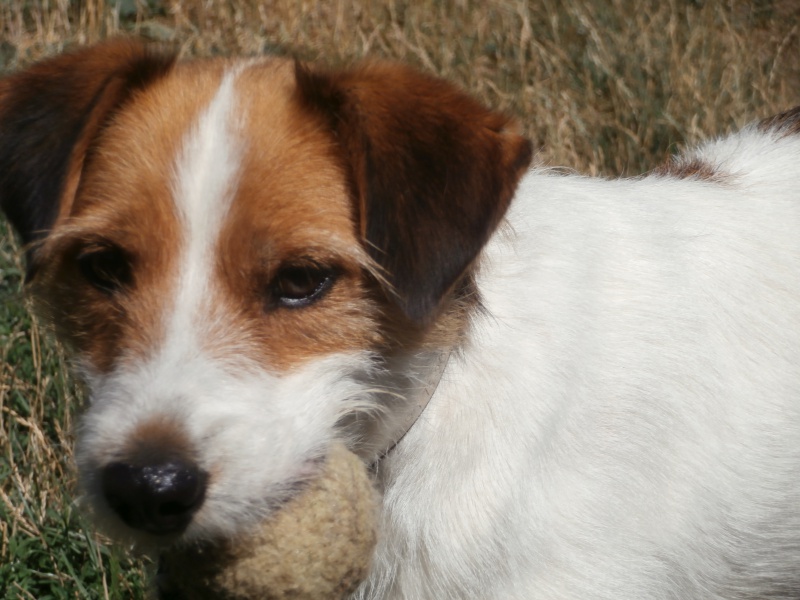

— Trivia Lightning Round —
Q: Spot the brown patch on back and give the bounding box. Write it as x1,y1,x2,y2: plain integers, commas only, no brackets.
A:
651,157,725,182
758,105,800,137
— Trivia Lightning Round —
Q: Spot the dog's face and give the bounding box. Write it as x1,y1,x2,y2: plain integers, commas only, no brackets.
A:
0,40,531,545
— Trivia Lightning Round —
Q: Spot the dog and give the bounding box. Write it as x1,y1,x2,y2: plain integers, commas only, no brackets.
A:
2,39,800,599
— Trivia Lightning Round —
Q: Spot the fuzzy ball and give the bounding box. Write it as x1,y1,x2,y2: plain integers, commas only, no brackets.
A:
157,443,379,600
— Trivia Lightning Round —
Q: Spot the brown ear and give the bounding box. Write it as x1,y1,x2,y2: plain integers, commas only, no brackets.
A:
0,39,175,276
296,62,533,326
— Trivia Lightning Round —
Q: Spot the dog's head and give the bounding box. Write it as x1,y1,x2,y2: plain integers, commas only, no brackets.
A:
0,40,531,545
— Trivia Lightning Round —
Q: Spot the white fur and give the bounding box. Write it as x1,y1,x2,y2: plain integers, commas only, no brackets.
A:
77,350,378,543
167,67,241,356
357,124,800,598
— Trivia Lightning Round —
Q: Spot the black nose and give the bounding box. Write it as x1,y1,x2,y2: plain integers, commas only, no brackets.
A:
101,459,208,535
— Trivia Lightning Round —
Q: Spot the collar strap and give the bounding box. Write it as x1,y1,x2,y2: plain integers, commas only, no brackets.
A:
370,349,451,465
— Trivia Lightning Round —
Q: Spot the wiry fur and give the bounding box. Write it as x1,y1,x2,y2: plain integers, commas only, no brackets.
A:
1,41,799,599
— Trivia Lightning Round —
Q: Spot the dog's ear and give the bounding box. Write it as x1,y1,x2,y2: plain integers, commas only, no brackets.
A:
0,39,175,277
295,62,533,326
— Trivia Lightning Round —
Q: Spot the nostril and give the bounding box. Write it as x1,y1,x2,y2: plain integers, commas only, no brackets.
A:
102,459,208,535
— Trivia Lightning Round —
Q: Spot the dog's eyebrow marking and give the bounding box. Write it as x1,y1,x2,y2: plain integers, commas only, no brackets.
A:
164,67,243,354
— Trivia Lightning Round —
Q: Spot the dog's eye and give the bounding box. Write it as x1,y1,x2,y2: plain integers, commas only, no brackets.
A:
271,264,335,308
76,246,132,294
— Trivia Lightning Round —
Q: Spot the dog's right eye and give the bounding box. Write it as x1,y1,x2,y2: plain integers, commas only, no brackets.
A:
76,246,132,294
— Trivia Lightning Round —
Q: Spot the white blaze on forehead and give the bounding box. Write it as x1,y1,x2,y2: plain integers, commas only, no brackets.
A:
166,67,243,353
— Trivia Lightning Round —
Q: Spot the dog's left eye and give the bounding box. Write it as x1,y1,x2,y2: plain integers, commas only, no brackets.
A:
271,264,336,308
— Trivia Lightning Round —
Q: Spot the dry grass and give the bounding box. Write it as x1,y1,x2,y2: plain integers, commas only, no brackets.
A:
2,0,800,597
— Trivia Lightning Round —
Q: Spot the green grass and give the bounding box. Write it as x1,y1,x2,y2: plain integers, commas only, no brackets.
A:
1,219,152,599
2,0,800,596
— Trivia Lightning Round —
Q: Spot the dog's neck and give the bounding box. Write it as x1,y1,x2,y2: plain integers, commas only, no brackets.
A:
348,275,478,465
345,346,452,467
376,347,452,464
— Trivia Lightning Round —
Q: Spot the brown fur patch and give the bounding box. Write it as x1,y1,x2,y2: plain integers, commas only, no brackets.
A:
758,105,800,137
652,157,724,182
20,52,532,376
0,39,175,273
295,60,533,325
209,59,386,371
120,417,196,467
32,61,228,372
